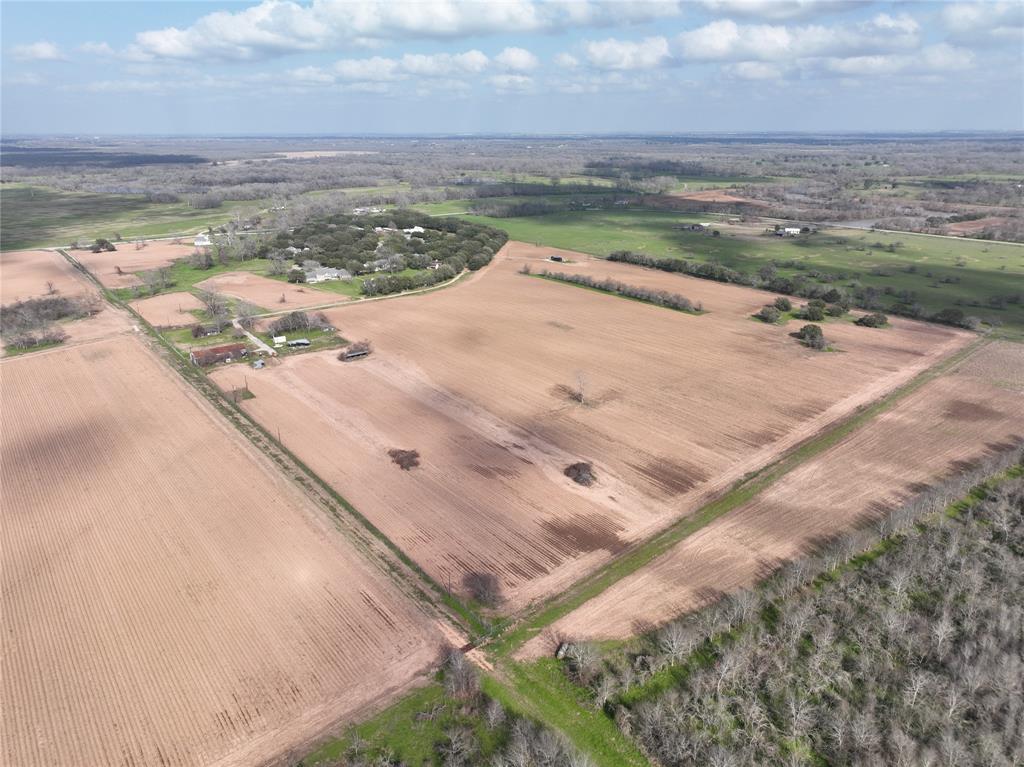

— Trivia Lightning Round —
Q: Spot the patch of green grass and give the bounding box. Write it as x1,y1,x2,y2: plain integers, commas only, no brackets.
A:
0,184,260,250
486,661,651,767
161,325,239,348
445,208,1024,338
259,327,345,355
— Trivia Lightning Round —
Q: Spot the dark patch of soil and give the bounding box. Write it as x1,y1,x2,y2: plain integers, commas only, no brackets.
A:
564,462,597,486
629,458,707,496
540,514,626,556
941,399,1003,422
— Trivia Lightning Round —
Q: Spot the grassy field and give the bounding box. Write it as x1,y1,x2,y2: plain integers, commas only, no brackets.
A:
447,208,1024,337
0,184,259,250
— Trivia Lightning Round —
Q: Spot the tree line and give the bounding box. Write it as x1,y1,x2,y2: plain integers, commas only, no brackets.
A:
536,269,701,313
555,445,1023,767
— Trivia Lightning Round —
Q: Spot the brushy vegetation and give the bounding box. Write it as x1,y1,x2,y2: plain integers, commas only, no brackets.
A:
0,295,98,350
538,270,700,313
309,650,593,767
606,250,980,331
556,446,1023,767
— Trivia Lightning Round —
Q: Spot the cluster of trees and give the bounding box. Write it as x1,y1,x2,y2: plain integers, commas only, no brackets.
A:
856,311,889,328
361,264,458,297
538,270,700,313
276,210,507,278
266,310,329,336
606,250,981,330
469,194,631,218
335,649,591,767
557,446,1023,767
0,295,97,350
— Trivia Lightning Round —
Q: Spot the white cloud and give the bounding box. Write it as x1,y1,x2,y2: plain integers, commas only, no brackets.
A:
114,0,683,62
584,36,671,70
725,60,786,79
825,44,975,76
333,56,400,81
677,14,919,62
941,2,1024,43
495,47,538,72
399,49,488,76
488,74,534,92
700,1,869,21
11,41,66,62
554,52,579,69
289,65,337,84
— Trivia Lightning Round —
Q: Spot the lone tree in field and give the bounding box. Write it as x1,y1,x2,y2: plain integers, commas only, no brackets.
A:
774,296,792,312
797,323,828,350
388,448,420,470
463,571,504,607
755,305,781,323
565,462,597,487
570,370,588,405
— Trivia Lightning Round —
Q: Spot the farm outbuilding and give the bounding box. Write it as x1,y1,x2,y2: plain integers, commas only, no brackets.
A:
190,343,248,366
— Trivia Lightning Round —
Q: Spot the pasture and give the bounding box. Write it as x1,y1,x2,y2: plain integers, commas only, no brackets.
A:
0,333,443,767
442,208,1024,336
210,241,970,612
526,340,1024,648
0,185,259,250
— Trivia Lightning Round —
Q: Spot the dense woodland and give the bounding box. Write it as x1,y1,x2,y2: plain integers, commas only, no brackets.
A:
558,448,1023,767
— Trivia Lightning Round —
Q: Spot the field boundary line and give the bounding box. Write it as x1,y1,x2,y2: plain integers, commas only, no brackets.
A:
489,333,991,656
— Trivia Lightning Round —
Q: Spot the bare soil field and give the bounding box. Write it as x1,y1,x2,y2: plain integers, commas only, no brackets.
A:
130,291,206,327
0,335,443,767
75,239,197,289
669,189,767,206
946,216,1010,236
196,271,344,310
521,340,1024,651
0,248,94,303
211,241,970,611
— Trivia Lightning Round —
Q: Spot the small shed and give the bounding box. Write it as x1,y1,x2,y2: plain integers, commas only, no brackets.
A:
190,343,247,366
287,338,311,348
342,341,372,361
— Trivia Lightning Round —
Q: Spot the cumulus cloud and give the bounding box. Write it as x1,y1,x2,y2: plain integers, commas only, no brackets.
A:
11,41,66,61
108,0,683,62
584,36,671,70
3,72,45,86
400,49,488,76
677,13,919,62
495,47,538,72
333,56,400,81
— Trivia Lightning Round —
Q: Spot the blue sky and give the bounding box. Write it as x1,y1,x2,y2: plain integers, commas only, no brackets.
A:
2,0,1022,135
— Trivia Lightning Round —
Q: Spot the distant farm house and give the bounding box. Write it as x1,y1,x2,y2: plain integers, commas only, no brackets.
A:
194,234,212,249
779,227,803,236
190,343,247,366
304,266,352,284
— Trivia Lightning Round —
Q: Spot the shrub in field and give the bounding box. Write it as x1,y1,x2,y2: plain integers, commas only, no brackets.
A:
797,323,827,350
565,462,597,486
800,299,827,322
856,312,889,328
755,305,781,323
388,448,420,470
773,296,792,312
463,571,504,607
